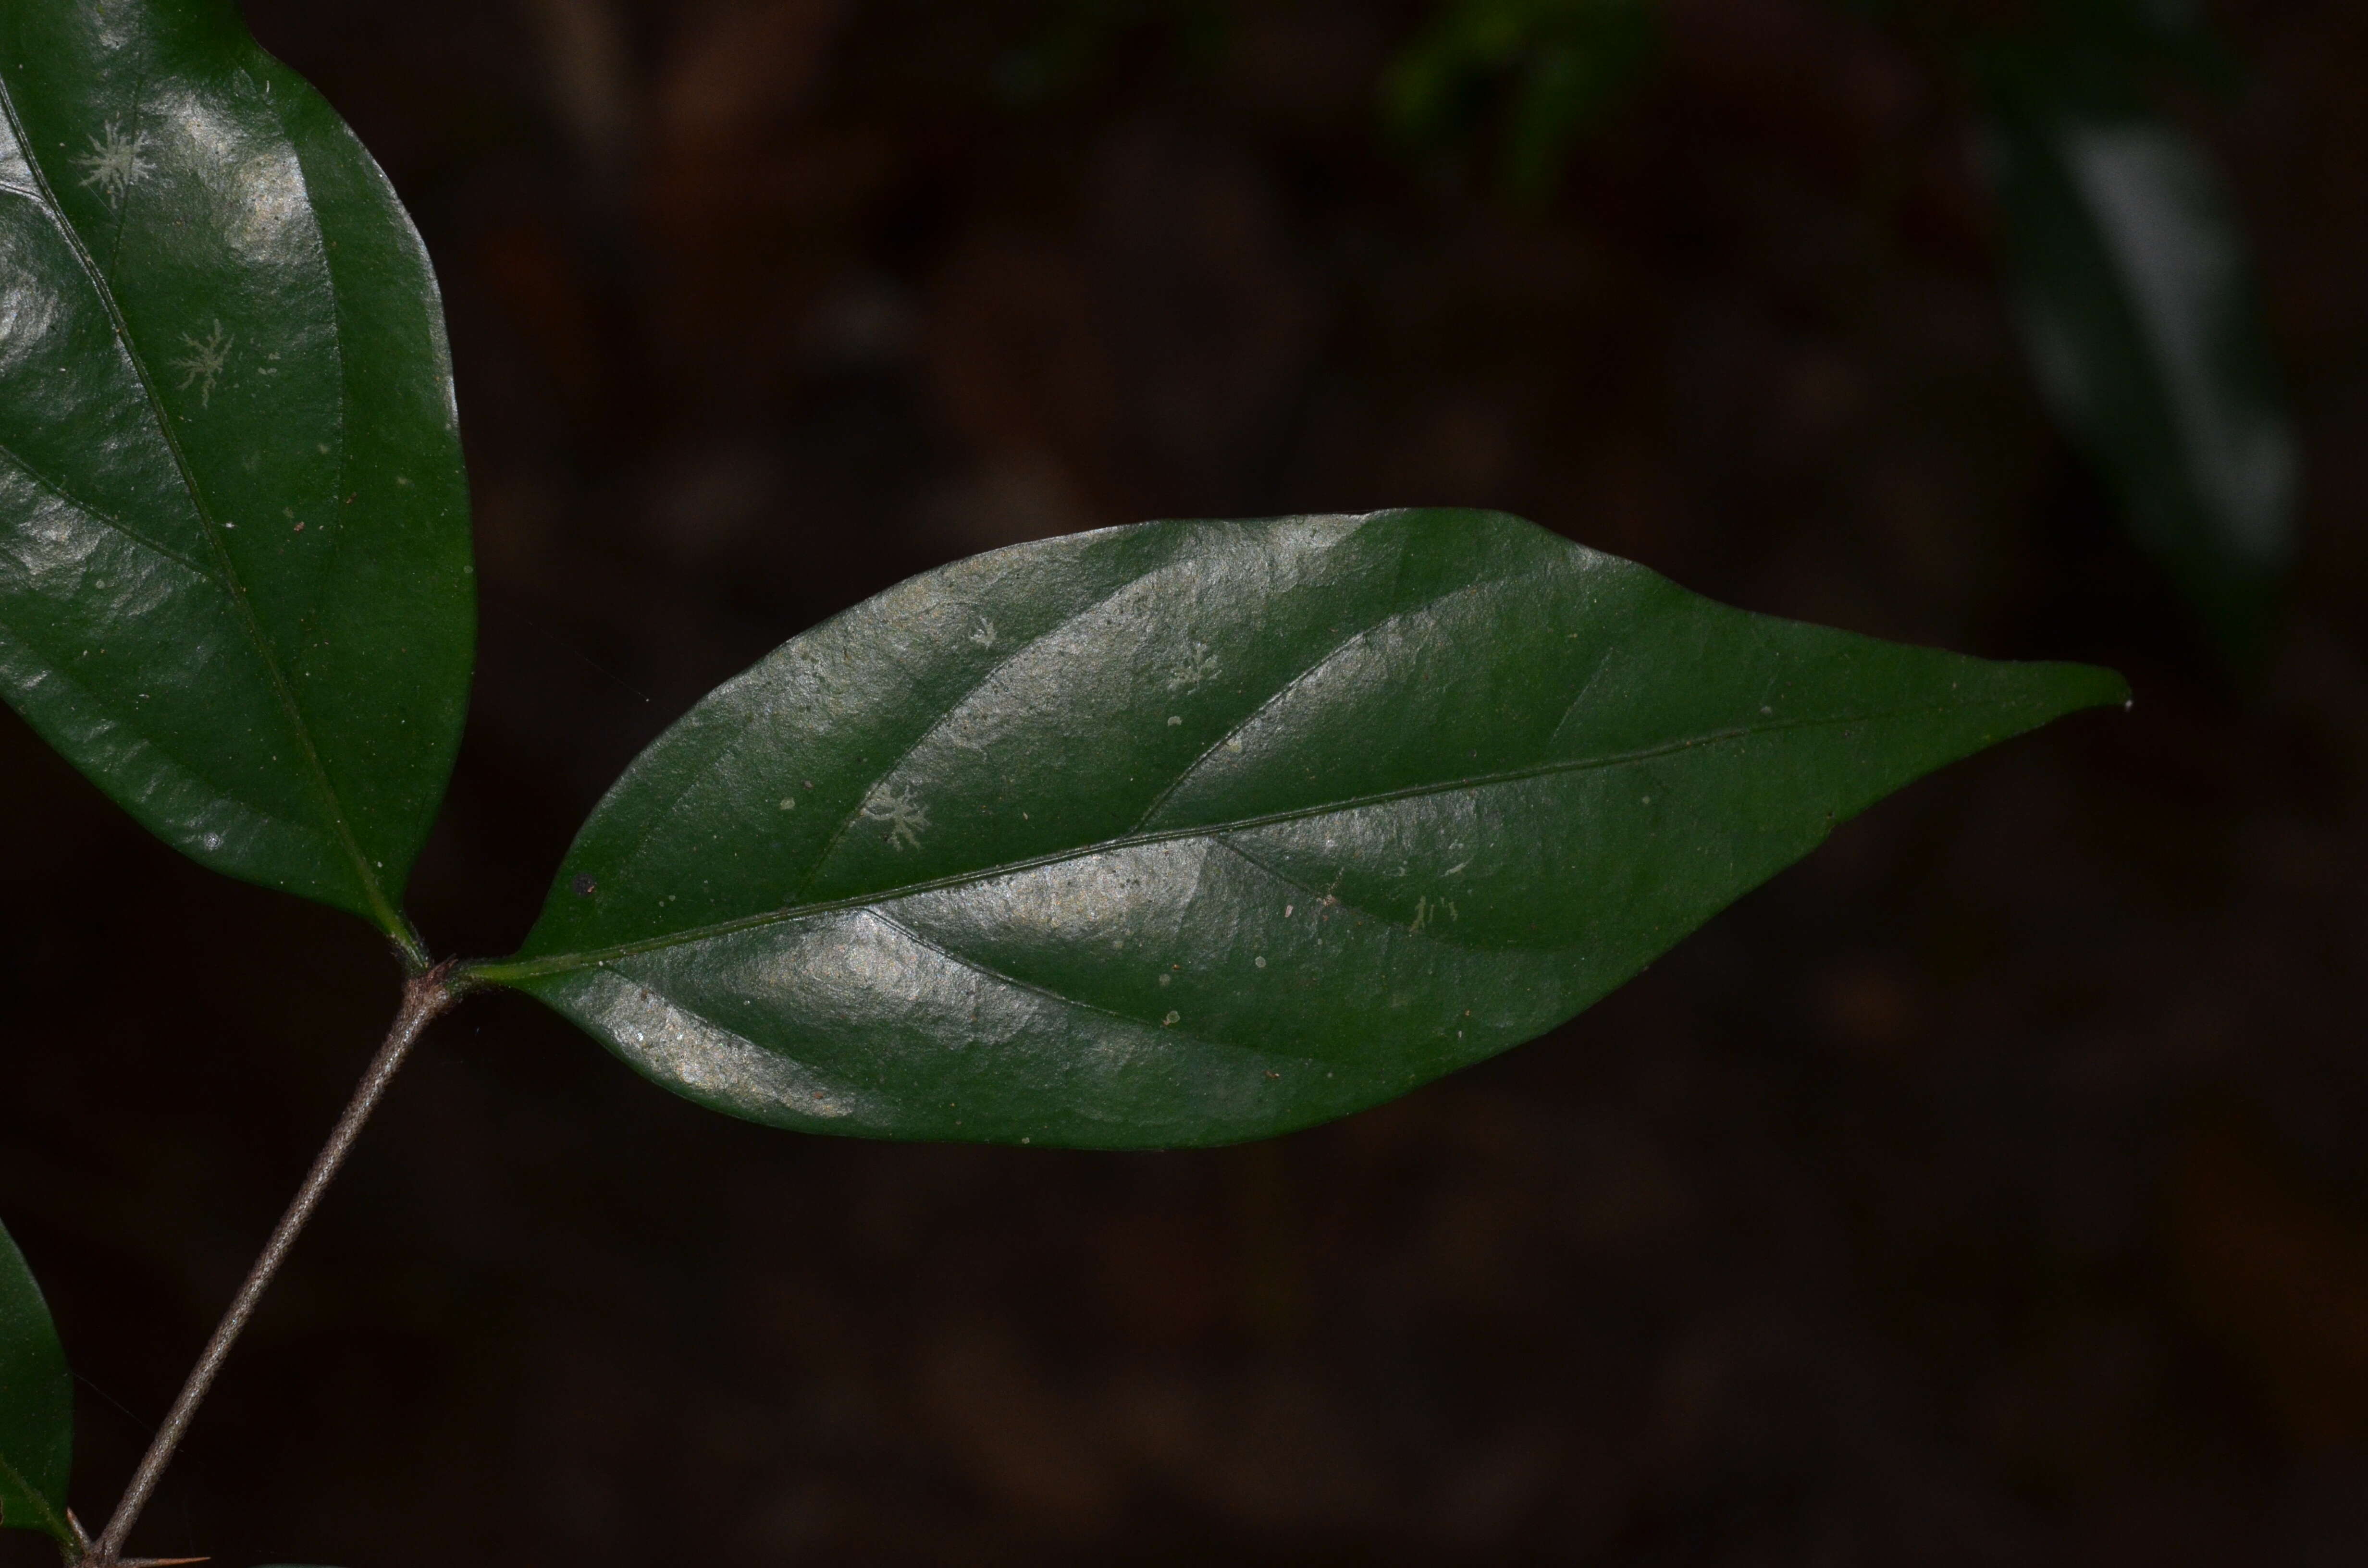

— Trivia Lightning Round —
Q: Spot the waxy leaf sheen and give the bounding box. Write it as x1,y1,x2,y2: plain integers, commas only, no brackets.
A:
0,0,473,946
482,511,2124,1148
0,1217,71,1545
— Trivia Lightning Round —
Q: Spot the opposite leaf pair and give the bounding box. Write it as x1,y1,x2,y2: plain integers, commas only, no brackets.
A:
0,0,2125,1163
0,2,2124,1556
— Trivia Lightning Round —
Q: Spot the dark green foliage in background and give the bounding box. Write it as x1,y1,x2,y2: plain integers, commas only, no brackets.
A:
1974,7,2295,661
1385,0,2297,661
992,0,1231,106
1383,0,1653,201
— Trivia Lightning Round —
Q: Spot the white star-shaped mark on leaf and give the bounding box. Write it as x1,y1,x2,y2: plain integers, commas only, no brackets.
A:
73,119,149,209
860,783,930,852
172,321,234,407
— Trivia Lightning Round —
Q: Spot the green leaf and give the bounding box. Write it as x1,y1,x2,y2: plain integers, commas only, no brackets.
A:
0,0,474,950
1981,58,2294,657
475,510,2123,1149
0,1217,72,1547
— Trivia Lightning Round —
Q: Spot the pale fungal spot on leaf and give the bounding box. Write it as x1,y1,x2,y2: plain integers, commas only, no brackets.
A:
969,615,997,649
1254,956,1266,968
1157,973,1171,987
74,119,148,208
860,782,930,850
1167,715,1181,726
1162,1011,1180,1026
172,321,233,407
777,796,796,810
1164,640,1220,692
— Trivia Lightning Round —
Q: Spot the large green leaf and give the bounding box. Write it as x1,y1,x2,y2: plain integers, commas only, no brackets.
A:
474,511,2123,1148
0,1217,71,1547
1982,59,2294,656
0,0,473,950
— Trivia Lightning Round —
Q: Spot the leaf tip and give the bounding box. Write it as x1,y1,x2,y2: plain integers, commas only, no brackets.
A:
2062,661,2134,717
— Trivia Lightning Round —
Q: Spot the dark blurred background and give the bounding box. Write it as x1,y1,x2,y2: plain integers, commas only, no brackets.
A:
5,0,2368,1562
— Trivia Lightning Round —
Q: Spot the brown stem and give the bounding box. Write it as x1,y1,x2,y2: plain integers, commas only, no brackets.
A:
79,965,462,1568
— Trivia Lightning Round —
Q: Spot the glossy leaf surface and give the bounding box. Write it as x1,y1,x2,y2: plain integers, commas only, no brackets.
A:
483,511,2123,1149
0,0,473,944
1984,66,2294,654
0,1218,70,1545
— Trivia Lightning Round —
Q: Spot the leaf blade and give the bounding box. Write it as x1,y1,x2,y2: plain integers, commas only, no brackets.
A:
0,0,473,940
0,1217,72,1546
485,511,2123,1148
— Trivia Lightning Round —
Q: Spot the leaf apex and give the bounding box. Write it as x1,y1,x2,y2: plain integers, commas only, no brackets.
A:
2048,660,2134,718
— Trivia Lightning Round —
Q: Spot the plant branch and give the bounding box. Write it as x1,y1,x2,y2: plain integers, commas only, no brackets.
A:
79,964,464,1568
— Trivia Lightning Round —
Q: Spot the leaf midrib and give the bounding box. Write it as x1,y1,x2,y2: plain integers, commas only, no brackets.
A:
0,69,402,939
479,698,2030,986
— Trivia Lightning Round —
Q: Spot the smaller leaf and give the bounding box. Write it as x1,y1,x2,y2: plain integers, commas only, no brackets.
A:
0,1217,72,1547
1980,49,2295,657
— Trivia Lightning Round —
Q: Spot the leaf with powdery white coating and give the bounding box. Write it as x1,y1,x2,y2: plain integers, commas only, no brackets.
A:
477,510,2124,1149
